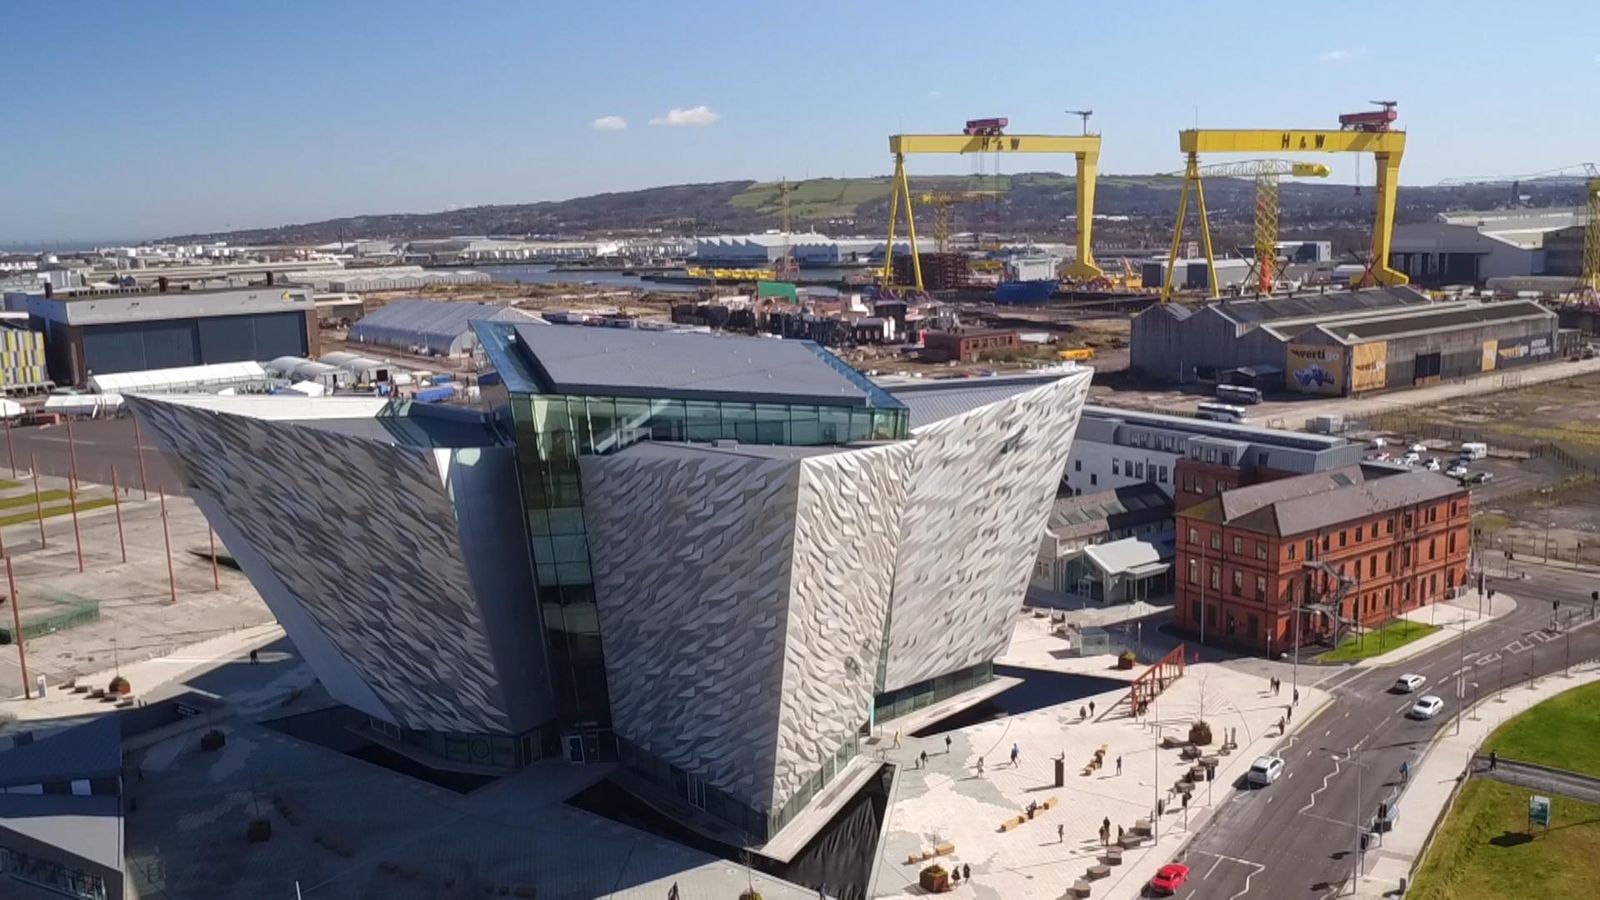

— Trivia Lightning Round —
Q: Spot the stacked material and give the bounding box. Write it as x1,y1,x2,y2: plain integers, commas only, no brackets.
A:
893,253,970,291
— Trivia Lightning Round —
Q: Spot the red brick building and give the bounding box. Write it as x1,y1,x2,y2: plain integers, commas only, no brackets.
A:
1174,466,1471,654
922,329,1020,363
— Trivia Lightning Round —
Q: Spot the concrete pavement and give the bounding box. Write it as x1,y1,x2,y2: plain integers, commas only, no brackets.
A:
1353,590,1517,669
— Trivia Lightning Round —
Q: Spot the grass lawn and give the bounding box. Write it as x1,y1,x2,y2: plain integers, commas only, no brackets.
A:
1409,779,1600,900
1319,619,1440,663
0,497,115,527
1485,681,1600,778
0,489,68,510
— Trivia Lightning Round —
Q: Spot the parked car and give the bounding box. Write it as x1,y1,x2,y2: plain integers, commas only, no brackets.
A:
1409,443,1428,454
1149,863,1191,895
1247,755,1285,786
1425,458,1442,472
1392,673,1427,693
1409,695,1445,719
1463,471,1494,485
1400,452,1421,466
1445,463,1469,478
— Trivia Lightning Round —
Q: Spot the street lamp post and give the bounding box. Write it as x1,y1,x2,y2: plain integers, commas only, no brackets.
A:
1455,618,1468,736
1292,600,1303,701
1471,681,1480,720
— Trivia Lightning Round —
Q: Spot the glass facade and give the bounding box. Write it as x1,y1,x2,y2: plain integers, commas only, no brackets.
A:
0,847,108,900
505,392,909,754
872,661,996,723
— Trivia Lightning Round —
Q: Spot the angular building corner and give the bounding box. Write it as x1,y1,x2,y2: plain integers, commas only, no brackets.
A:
128,323,1090,844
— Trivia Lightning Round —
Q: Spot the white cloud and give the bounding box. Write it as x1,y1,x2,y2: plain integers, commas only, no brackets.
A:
591,115,627,131
650,105,721,127
928,89,943,99
1318,48,1361,63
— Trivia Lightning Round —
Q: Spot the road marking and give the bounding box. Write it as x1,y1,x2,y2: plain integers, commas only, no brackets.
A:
1205,855,1225,878
1189,850,1265,900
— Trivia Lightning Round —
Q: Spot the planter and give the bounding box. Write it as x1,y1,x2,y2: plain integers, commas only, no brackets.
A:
200,729,227,752
109,676,132,696
919,864,951,893
738,891,763,900
1116,652,1137,670
1188,721,1213,746
246,818,272,843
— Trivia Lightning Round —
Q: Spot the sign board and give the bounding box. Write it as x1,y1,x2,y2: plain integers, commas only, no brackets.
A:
1288,344,1344,396
1497,335,1555,368
1530,794,1551,828
176,703,202,718
1351,342,1388,393
1481,339,1498,372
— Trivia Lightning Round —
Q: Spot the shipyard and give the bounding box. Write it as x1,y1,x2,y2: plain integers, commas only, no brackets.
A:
5,7,1600,900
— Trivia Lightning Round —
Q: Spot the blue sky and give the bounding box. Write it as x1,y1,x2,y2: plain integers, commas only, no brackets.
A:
2,0,1596,243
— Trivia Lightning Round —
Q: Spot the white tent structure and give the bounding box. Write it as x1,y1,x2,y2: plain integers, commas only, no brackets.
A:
86,362,272,395
45,393,124,417
0,398,23,419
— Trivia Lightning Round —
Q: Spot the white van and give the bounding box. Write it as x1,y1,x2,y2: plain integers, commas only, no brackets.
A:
1459,442,1488,461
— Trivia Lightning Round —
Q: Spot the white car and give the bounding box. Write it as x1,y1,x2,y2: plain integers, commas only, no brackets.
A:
1445,464,1469,479
1425,458,1442,472
1409,695,1445,719
1247,755,1285,786
1393,673,1427,693
1400,452,1421,467
1409,443,1428,454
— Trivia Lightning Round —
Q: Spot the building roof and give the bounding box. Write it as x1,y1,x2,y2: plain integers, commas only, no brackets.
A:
1084,531,1176,578
1305,300,1554,344
1205,286,1426,327
9,284,314,325
1185,467,1464,537
484,321,905,409
87,360,271,394
125,394,507,449
347,298,540,353
0,794,123,872
884,370,1082,429
1047,482,1172,542
1079,404,1349,451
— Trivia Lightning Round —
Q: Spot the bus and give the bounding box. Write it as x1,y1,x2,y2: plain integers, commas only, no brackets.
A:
1215,384,1264,405
1196,402,1249,424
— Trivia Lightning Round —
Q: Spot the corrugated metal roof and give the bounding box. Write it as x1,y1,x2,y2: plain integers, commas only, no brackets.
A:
1210,287,1425,326
502,322,901,408
348,299,540,354
1313,300,1553,343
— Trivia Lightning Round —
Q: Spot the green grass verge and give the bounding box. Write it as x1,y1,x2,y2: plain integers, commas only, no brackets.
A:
1408,778,1600,900
1485,681,1600,778
0,479,20,489
0,490,68,510
1318,619,1440,663
0,497,115,527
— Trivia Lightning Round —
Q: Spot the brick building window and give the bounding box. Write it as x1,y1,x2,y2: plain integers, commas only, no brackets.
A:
1233,537,1243,554
1256,575,1267,599
1189,559,1199,584
1232,570,1243,596
1321,535,1330,553
1386,518,1395,535
1386,550,1393,571
1448,532,1457,553
1188,527,1199,544
1210,565,1221,590
1339,531,1347,548
1428,539,1437,561
1211,532,1222,551
1305,539,1315,559
1256,542,1268,561
1369,556,1377,577
1287,543,1297,561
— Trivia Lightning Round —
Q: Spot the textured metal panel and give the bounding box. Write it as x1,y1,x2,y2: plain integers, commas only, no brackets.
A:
771,443,912,808
882,372,1091,691
128,397,529,735
581,448,802,810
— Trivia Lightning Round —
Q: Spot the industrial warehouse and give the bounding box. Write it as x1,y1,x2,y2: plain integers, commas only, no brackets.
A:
1130,288,1568,395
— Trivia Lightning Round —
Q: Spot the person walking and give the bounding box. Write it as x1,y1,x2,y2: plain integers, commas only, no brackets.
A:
1489,749,1498,771
1089,700,1096,717
1010,742,1020,767
250,648,260,665
945,735,952,755
1286,704,1293,725
920,750,928,769
1102,816,1111,840
1278,715,1286,735
977,756,985,775
1058,823,1065,843
893,730,901,749
1116,755,1123,776
962,863,970,881
1293,687,1300,705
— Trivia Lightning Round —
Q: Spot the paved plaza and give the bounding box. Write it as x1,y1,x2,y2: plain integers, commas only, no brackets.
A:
872,613,1330,900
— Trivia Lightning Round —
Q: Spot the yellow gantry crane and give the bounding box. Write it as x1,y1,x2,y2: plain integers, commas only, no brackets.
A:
882,118,1103,291
1162,105,1409,301
1172,159,1331,295
915,190,1003,253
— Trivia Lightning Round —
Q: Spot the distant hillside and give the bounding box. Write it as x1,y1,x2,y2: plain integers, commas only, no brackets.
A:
162,174,1590,248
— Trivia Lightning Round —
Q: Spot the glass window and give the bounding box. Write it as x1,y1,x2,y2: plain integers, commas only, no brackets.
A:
1209,565,1220,590
1287,543,1296,560
1256,575,1266,599
790,405,821,444
722,402,757,442
756,404,792,444
1188,559,1199,584
1210,532,1221,551
1188,527,1199,545
685,401,723,441
847,410,875,442
1112,459,1120,476
1232,570,1243,595
1158,465,1168,483
818,406,850,443
648,399,687,441
1232,537,1243,554
1075,459,1082,472
1255,541,1267,560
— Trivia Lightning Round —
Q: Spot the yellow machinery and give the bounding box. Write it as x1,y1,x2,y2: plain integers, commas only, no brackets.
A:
915,191,1003,253
1162,124,1408,301
883,129,1103,291
1058,347,1096,361
1176,159,1331,295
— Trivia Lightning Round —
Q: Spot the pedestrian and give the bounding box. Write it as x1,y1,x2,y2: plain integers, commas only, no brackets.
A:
1011,742,1020,767
1278,715,1286,735
1489,749,1498,771
977,756,984,775
1089,700,1096,717
893,730,901,749
945,735,952,755
920,750,928,769
1117,825,1124,843
962,863,970,881
1116,755,1123,776
1293,687,1300,705
1102,815,1110,836
250,648,259,665
1058,823,1065,843
1286,704,1293,724
1079,705,1087,720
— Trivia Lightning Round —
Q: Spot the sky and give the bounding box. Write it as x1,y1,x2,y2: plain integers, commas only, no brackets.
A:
2,0,1597,244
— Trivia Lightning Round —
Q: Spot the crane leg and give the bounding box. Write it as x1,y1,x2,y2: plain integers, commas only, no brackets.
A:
898,162,924,292
882,155,903,290
1193,168,1219,299
1162,167,1193,303
1364,151,1408,286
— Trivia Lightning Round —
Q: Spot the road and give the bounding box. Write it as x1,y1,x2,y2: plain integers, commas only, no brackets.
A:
1178,562,1600,900
1,417,185,495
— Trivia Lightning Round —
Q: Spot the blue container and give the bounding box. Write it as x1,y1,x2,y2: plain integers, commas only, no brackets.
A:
414,385,456,404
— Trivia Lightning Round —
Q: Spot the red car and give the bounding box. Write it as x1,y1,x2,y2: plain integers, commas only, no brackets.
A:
1149,862,1190,895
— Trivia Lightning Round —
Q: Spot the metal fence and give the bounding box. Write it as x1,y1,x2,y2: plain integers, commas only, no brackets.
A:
0,589,100,645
